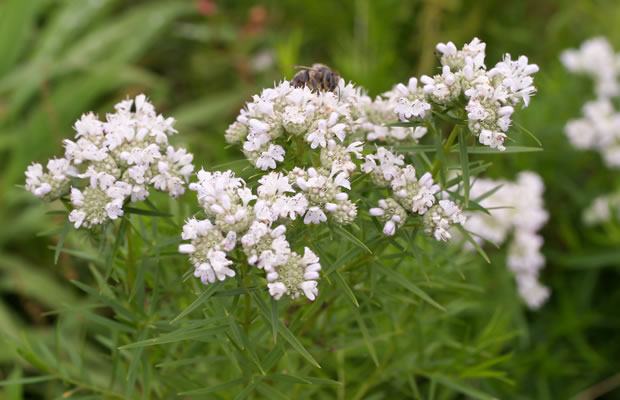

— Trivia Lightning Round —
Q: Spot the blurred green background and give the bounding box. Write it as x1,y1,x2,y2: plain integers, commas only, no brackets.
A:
2,0,620,398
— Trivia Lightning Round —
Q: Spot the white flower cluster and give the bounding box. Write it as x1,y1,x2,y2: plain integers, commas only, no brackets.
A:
463,172,550,309
562,39,620,168
561,37,620,97
393,38,538,151
225,80,359,170
178,170,322,301
25,95,195,228
356,80,429,144
583,190,620,225
364,148,466,239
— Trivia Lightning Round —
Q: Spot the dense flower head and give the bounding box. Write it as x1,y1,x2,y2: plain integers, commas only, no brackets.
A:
385,37,539,152
364,148,465,239
25,95,195,228
179,169,323,301
226,80,359,171
563,90,620,168
461,171,550,309
562,38,620,228
561,37,620,98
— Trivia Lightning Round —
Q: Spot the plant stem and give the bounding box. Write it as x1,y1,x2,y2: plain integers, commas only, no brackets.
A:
430,123,461,177
126,217,135,294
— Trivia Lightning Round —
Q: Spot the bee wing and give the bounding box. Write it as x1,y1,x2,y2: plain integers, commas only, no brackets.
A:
291,65,316,71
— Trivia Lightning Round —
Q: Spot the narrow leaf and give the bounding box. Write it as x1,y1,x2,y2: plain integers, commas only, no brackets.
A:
170,281,222,324
374,262,445,311
179,377,249,396
332,271,359,307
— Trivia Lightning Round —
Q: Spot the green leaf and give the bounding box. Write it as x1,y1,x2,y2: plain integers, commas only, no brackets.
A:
252,293,321,368
351,305,379,366
331,224,372,254
178,377,249,396
299,376,342,385
466,146,543,154
119,325,228,349
70,280,136,322
267,374,312,384
474,183,504,203
53,220,71,264
77,309,135,334
234,378,263,400
513,120,542,146
0,375,55,387
459,130,470,208
256,382,290,400
392,144,438,153
374,262,445,311
432,110,467,125
332,270,359,307
270,297,278,344
230,319,265,374
125,329,149,398
170,281,222,324
433,376,496,400
123,207,171,217
0,0,41,75
455,225,491,263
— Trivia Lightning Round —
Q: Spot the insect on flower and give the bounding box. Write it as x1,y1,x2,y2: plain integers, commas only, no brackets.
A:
290,63,341,93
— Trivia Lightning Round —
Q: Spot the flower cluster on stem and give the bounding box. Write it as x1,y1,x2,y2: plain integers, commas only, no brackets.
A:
25,95,195,228
462,172,550,309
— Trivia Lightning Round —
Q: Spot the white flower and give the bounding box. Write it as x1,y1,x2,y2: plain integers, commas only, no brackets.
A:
307,112,347,148
304,206,327,224
516,275,550,310
268,282,288,300
479,129,507,151
394,98,431,121
258,172,294,197
256,144,285,170
489,54,539,107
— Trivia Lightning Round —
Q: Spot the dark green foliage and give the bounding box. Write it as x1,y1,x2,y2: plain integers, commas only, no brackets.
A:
2,0,620,399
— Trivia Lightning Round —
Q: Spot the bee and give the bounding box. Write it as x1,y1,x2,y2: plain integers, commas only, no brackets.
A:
290,63,341,93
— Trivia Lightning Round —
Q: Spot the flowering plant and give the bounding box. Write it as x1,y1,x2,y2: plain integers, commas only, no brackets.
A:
562,38,620,225
22,38,545,397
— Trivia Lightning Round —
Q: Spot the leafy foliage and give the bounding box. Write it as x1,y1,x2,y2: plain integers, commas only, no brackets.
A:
2,0,620,399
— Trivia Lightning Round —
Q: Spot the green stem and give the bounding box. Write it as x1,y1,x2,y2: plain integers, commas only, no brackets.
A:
430,123,461,177
243,262,251,335
126,217,135,294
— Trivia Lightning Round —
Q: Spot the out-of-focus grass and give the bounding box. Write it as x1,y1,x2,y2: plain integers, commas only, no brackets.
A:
2,0,620,398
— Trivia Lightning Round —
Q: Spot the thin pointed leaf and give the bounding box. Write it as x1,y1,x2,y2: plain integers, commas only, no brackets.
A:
332,225,371,254
270,298,278,343
178,377,249,396
455,225,491,263
123,207,171,217
252,293,321,368
53,220,71,264
332,271,359,307
374,262,446,311
466,146,543,154
433,376,496,400
513,120,542,146
170,281,222,324
350,306,379,366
